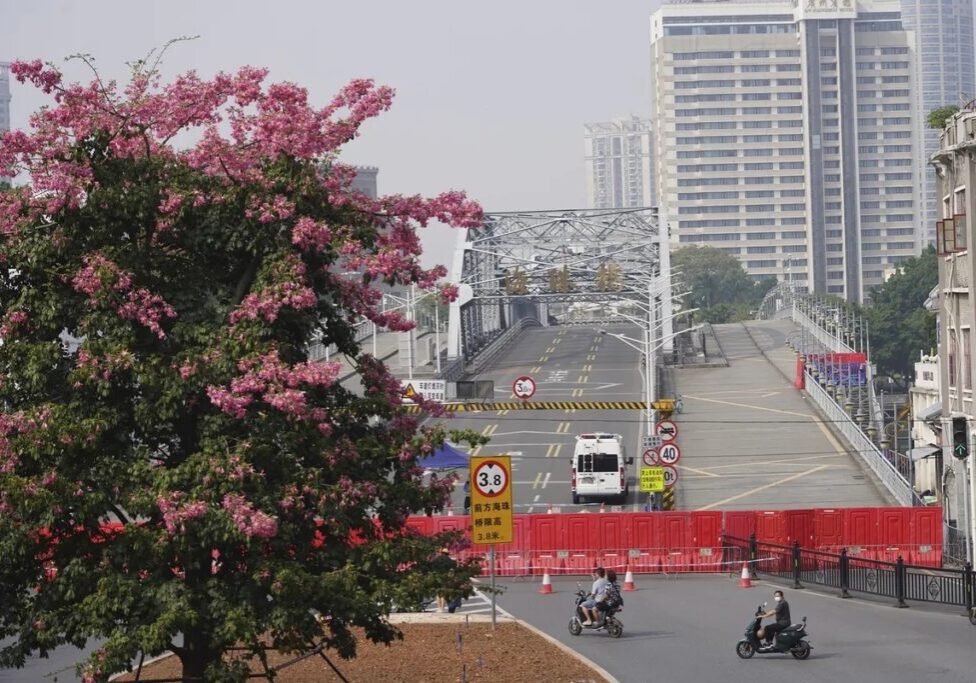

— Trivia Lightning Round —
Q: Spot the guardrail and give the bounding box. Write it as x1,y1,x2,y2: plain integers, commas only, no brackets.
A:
724,534,972,611
467,316,540,374
803,370,920,507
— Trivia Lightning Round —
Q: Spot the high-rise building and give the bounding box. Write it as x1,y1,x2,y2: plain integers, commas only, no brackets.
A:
650,0,924,303
0,62,10,133
900,0,975,244
584,117,655,209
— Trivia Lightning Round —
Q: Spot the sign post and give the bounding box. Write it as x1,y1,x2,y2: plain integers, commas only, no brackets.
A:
471,455,513,629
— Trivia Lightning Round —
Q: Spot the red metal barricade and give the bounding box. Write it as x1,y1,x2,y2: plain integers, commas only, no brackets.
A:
754,510,788,545
813,508,844,548
403,507,946,574
785,509,815,546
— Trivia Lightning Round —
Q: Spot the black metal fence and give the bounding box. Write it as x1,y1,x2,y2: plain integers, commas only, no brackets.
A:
724,535,975,611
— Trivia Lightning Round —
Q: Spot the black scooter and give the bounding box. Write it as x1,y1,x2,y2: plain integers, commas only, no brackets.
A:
568,583,623,638
736,603,811,660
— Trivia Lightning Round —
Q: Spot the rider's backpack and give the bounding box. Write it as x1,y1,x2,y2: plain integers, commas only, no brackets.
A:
605,582,623,609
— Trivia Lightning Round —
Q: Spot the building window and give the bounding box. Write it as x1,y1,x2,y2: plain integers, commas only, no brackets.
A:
950,330,958,389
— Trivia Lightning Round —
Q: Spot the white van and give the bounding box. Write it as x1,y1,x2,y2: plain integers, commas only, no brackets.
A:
571,433,633,504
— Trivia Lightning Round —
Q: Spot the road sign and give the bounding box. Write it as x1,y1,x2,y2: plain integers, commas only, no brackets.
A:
400,379,446,403
642,435,663,449
655,420,678,443
662,465,679,489
658,443,681,466
642,448,660,467
470,456,513,545
640,467,665,492
512,375,536,400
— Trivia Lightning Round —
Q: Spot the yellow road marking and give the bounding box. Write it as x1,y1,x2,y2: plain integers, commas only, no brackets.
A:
696,465,830,511
704,453,843,472
683,394,812,418
531,366,542,374
496,409,510,416
676,464,720,478
533,472,543,489
580,375,588,383
546,443,563,458
556,421,571,434
582,364,592,373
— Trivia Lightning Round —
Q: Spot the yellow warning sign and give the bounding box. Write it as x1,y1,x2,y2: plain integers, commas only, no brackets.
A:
470,455,514,545
640,467,665,493
402,383,417,400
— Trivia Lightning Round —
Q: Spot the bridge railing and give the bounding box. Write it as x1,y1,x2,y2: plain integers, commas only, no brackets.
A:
804,370,920,507
724,535,974,611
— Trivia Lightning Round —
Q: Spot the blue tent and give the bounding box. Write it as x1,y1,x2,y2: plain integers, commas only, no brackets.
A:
418,442,470,470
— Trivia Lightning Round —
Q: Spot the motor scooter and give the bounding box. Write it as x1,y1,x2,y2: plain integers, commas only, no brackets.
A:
568,583,623,638
735,602,811,660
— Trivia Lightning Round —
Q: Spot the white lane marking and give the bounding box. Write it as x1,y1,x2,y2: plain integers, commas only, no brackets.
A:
542,472,551,489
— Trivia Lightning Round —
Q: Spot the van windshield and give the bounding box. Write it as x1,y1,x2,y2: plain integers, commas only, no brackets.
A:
577,453,619,473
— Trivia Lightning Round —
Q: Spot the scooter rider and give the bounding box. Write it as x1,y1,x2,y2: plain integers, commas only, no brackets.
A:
581,566,609,626
757,589,791,647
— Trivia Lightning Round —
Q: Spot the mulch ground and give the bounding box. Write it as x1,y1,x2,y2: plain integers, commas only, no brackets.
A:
113,621,605,683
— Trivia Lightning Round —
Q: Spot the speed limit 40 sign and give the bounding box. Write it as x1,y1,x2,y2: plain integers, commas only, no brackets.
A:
470,456,513,545
658,443,681,466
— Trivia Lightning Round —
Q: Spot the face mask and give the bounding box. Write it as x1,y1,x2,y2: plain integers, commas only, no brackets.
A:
774,596,782,602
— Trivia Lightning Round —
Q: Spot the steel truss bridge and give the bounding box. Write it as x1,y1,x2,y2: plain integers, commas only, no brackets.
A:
446,207,671,361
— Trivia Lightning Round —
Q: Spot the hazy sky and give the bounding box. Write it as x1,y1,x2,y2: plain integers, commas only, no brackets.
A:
2,0,663,268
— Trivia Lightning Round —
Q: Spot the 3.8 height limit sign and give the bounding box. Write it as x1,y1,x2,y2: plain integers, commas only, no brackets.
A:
470,455,513,545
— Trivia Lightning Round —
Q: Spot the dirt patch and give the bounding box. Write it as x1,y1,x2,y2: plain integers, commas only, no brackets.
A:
113,621,605,682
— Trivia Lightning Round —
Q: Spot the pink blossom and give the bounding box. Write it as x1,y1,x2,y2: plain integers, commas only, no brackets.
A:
157,494,209,534
222,493,278,539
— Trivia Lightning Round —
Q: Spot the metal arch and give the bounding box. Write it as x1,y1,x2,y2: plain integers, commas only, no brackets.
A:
448,207,665,361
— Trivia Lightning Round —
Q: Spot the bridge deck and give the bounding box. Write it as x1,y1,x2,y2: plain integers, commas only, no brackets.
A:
673,319,889,510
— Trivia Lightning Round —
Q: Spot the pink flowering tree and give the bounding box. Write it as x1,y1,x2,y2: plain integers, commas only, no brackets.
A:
0,52,485,682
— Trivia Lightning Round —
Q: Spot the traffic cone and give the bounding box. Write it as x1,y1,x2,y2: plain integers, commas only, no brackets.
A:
739,562,753,588
539,568,554,594
547,503,554,514
599,502,606,513
623,565,637,592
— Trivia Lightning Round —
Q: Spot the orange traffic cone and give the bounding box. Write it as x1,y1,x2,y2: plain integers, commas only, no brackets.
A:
539,568,554,594
623,565,636,592
739,562,753,588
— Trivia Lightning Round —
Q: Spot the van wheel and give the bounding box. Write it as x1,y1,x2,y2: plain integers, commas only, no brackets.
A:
572,493,580,505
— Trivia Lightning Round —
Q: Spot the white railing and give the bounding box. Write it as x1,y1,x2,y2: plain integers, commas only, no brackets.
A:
804,371,919,507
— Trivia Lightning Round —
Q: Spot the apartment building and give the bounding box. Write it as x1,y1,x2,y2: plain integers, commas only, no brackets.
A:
901,0,975,245
650,0,924,303
932,108,976,562
584,117,655,209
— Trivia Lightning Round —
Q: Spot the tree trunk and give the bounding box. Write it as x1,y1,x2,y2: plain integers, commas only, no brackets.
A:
179,637,218,682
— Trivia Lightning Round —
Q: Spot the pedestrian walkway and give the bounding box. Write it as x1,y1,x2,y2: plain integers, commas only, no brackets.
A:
671,319,890,510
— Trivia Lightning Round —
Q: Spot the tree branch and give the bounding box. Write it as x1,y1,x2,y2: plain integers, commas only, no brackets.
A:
233,252,262,306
